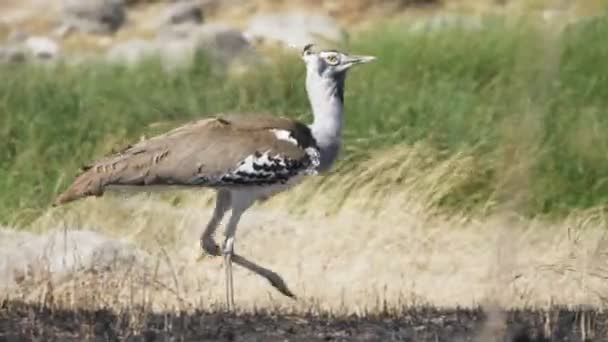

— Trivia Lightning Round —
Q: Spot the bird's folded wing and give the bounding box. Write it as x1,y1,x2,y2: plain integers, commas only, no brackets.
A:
53,114,318,205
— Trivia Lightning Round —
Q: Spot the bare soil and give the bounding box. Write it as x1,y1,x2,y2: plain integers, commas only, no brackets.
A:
0,300,606,341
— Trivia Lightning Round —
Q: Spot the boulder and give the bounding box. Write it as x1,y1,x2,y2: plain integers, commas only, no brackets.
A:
62,0,127,34
163,0,204,26
0,228,150,288
106,38,158,65
189,23,258,66
6,29,28,43
157,23,262,70
244,12,346,47
24,36,60,61
0,45,26,63
105,23,262,71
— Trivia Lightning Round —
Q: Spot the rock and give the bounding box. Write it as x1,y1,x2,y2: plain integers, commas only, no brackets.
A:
164,0,203,26
24,36,60,61
62,0,127,34
157,23,262,70
0,45,26,63
6,30,28,43
0,37,60,64
156,39,197,71
105,23,262,71
106,38,158,65
0,228,150,288
190,23,258,66
52,24,76,39
244,12,346,47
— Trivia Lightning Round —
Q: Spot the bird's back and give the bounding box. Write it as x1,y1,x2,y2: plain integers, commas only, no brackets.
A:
53,113,320,205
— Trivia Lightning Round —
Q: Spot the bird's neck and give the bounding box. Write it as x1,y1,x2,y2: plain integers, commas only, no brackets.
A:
307,72,345,173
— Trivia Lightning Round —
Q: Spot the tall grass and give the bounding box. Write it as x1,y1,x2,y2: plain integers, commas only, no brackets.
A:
1,15,608,226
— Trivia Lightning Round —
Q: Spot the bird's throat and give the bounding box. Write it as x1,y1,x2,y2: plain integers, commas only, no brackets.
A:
307,74,345,173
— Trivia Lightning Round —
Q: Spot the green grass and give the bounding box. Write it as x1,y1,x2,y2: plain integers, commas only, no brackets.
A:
1,15,608,226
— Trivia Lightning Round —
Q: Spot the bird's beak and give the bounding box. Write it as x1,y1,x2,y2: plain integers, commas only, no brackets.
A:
343,55,377,65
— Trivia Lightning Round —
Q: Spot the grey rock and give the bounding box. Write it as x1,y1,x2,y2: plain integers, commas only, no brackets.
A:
62,0,127,34
157,39,200,71
0,228,150,288
157,23,262,70
0,34,60,64
24,36,60,61
106,38,158,65
244,12,346,47
53,24,76,39
190,23,257,65
0,46,27,63
6,30,28,43
105,23,262,72
164,0,203,26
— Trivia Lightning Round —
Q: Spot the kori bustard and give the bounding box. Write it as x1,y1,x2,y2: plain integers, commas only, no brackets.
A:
53,44,376,309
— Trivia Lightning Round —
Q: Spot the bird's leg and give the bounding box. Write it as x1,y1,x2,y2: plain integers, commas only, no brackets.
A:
231,254,296,299
224,237,234,309
200,190,231,257
222,208,244,311
221,192,254,311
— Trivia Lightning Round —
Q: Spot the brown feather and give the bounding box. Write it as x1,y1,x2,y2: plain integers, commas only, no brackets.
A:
53,114,317,206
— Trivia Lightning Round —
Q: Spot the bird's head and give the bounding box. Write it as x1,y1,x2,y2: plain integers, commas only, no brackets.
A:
300,44,376,79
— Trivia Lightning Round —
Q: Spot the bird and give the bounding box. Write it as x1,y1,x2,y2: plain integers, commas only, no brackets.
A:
52,44,376,310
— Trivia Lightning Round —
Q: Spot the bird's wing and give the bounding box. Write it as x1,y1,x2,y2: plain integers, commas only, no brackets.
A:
53,114,319,205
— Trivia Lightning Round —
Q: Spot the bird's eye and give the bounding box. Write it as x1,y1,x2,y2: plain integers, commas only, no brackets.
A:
325,55,339,65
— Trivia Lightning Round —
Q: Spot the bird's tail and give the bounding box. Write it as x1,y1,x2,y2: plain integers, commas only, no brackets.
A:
52,166,108,206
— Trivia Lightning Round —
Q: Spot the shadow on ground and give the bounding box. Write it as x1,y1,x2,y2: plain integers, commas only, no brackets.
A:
0,300,605,341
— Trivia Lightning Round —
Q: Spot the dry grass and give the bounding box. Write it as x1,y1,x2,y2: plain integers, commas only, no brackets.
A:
3,146,608,314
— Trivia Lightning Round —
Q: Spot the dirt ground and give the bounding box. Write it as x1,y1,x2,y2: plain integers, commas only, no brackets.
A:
0,300,606,341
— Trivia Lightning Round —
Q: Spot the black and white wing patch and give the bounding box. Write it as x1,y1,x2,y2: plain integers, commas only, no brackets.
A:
218,151,311,186
219,129,320,186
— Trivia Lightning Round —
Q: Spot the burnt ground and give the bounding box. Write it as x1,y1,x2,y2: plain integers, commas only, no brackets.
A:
0,301,606,341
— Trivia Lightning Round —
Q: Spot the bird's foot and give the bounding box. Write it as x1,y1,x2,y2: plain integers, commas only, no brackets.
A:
267,271,296,299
